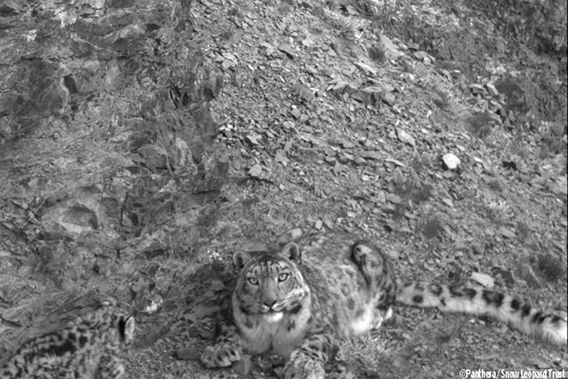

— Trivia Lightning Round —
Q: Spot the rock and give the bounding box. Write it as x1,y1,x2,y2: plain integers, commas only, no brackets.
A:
278,43,295,58
290,107,301,119
385,249,400,260
412,51,427,60
341,140,355,149
222,59,236,70
274,150,288,163
396,128,415,146
233,355,253,376
382,91,396,105
497,226,516,239
282,121,295,129
384,158,406,167
361,150,382,160
248,164,263,177
354,61,377,76
442,153,460,170
245,135,259,145
441,198,454,207
379,34,405,60
470,272,494,288
333,161,347,174
137,144,171,171
292,84,314,103
469,83,486,95
43,204,99,235
354,157,366,166
386,193,402,204
486,83,499,97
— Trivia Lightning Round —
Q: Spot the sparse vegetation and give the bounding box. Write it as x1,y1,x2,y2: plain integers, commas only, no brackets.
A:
536,252,565,283
432,89,451,110
516,220,531,243
219,25,234,41
467,112,495,140
539,122,567,158
416,213,444,241
474,200,510,225
507,134,531,159
319,8,371,42
516,260,544,289
227,6,242,18
410,154,430,173
412,184,432,204
338,333,388,375
277,3,292,15
394,179,433,205
368,44,386,64
392,202,409,221
487,179,503,192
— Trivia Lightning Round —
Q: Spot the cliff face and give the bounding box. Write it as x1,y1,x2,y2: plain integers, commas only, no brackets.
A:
0,0,227,358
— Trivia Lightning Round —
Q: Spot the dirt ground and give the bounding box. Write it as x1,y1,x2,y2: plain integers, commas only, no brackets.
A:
0,0,566,378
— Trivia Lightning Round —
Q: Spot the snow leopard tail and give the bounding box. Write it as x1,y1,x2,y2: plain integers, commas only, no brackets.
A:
395,281,567,346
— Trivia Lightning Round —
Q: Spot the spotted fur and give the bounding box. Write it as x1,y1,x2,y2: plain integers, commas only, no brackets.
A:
0,302,135,379
201,230,567,379
396,281,567,345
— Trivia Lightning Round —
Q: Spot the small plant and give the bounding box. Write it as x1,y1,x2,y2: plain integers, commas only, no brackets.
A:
394,179,432,205
219,25,234,41
466,112,495,140
432,89,450,110
412,184,432,204
508,134,530,159
536,253,564,283
539,136,566,158
277,3,292,15
227,6,242,18
475,200,510,225
432,319,463,350
411,155,429,173
368,44,386,64
338,332,388,375
487,179,503,192
417,213,444,241
321,8,370,42
516,220,531,243
515,261,543,289
400,59,415,73
394,180,415,199
538,122,566,158
392,203,409,221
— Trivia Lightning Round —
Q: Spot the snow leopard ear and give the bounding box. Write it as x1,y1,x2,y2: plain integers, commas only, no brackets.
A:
233,251,252,271
276,228,304,247
118,315,136,345
280,242,302,265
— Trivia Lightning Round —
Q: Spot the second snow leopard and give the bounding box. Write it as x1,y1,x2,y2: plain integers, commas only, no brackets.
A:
1,301,135,379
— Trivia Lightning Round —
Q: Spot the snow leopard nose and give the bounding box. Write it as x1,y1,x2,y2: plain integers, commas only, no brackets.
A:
263,299,277,308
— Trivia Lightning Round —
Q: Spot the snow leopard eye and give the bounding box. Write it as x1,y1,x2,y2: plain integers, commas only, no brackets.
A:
247,277,259,286
278,273,290,282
